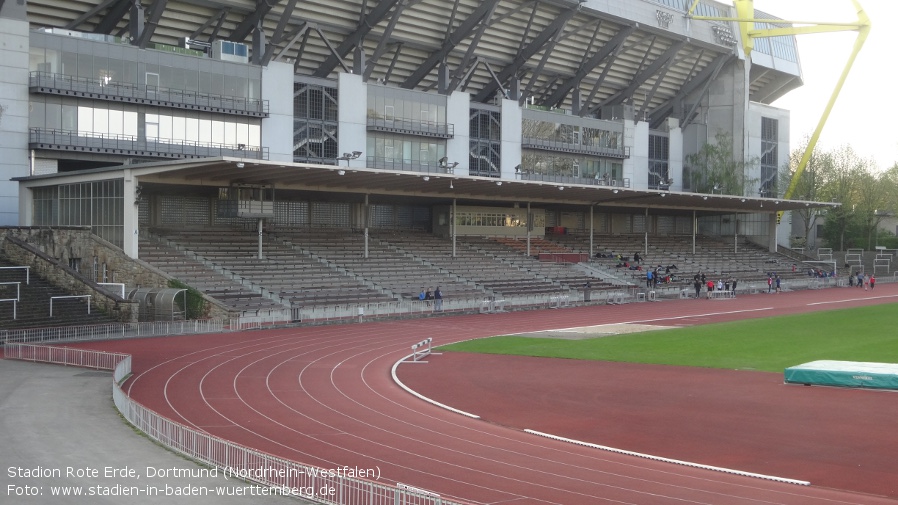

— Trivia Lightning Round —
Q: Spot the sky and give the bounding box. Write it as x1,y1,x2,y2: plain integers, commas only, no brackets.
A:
752,0,897,170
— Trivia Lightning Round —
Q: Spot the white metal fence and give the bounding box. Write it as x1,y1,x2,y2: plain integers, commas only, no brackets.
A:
4,343,470,505
291,293,586,324
2,319,225,344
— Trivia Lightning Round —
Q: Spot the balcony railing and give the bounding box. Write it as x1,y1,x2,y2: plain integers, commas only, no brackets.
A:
29,128,268,160
517,172,631,188
29,71,269,117
521,137,629,159
366,156,457,174
367,117,454,138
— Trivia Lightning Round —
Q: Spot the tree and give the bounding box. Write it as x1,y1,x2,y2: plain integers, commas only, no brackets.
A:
780,137,827,247
815,145,877,250
684,131,758,195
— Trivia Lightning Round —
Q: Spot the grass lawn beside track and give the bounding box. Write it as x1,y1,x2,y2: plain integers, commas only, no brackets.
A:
439,303,898,372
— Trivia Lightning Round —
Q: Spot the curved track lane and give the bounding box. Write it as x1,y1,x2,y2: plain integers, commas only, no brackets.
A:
96,286,898,505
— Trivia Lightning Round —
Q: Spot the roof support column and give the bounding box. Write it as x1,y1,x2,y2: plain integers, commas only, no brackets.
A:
123,170,139,259
364,194,370,259
257,218,264,260
526,201,531,257
129,2,144,44
644,207,649,256
589,205,594,259
452,198,457,258
692,210,697,255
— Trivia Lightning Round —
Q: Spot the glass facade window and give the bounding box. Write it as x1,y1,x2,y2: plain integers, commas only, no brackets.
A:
648,134,670,189
367,85,447,125
522,118,622,150
29,96,260,149
294,82,339,163
470,108,501,178
454,211,543,228
520,150,622,184
33,179,125,248
29,35,262,100
366,133,446,173
760,117,778,197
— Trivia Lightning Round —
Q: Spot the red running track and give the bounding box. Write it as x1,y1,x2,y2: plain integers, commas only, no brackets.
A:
85,285,898,505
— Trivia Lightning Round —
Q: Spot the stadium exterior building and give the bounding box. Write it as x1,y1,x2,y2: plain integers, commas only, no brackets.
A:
1,0,825,260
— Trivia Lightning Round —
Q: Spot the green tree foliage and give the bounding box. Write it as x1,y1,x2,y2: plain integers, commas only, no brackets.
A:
684,131,758,195
798,145,898,250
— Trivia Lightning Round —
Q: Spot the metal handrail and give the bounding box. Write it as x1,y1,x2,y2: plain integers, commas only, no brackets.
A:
29,71,269,115
29,128,269,160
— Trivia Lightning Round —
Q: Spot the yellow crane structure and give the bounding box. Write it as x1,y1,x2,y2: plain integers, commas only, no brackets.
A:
687,0,871,222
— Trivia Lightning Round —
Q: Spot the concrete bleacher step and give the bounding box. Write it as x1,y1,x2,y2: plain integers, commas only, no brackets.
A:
0,257,119,330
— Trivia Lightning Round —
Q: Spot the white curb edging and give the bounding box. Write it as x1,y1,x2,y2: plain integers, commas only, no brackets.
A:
391,353,480,419
524,429,810,486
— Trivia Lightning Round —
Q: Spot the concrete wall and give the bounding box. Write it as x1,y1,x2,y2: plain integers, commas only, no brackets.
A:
500,99,523,180
1,230,139,322
262,61,295,162
0,16,31,226
446,90,471,177
337,73,367,169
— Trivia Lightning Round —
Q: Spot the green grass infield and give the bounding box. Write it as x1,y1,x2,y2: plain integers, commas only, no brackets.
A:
439,303,898,372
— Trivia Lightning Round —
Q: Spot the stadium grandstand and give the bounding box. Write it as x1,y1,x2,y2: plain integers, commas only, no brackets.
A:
1,0,865,325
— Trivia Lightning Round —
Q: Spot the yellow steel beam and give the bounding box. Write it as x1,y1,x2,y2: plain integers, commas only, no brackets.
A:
688,1,870,222
781,2,870,206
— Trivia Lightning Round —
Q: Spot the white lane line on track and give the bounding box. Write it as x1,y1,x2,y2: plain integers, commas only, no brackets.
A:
508,307,775,335
807,294,898,306
524,430,811,487
391,354,480,419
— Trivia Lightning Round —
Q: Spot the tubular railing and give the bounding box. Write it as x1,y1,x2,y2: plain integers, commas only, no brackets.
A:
29,71,269,116
3,319,225,344
4,343,471,505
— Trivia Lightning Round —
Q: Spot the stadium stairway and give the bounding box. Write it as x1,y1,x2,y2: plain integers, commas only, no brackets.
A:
0,256,119,330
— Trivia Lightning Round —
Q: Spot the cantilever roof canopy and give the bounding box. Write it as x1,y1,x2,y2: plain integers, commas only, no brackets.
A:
25,0,800,128
19,157,835,216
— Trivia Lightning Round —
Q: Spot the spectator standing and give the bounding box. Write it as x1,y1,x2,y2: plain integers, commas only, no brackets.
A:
434,286,443,311
693,278,702,299
870,275,876,290
767,275,773,293
633,252,641,264
863,274,869,291
646,270,653,288
775,275,781,293
731,277,738,296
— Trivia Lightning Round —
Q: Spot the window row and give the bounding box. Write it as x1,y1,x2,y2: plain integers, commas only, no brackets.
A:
29,46,261,99
367,86,447,124
520,151,623,180
30,101,261,147
33,179,125,248
522,119,623,149
367,135,447,164
454,212,528,228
